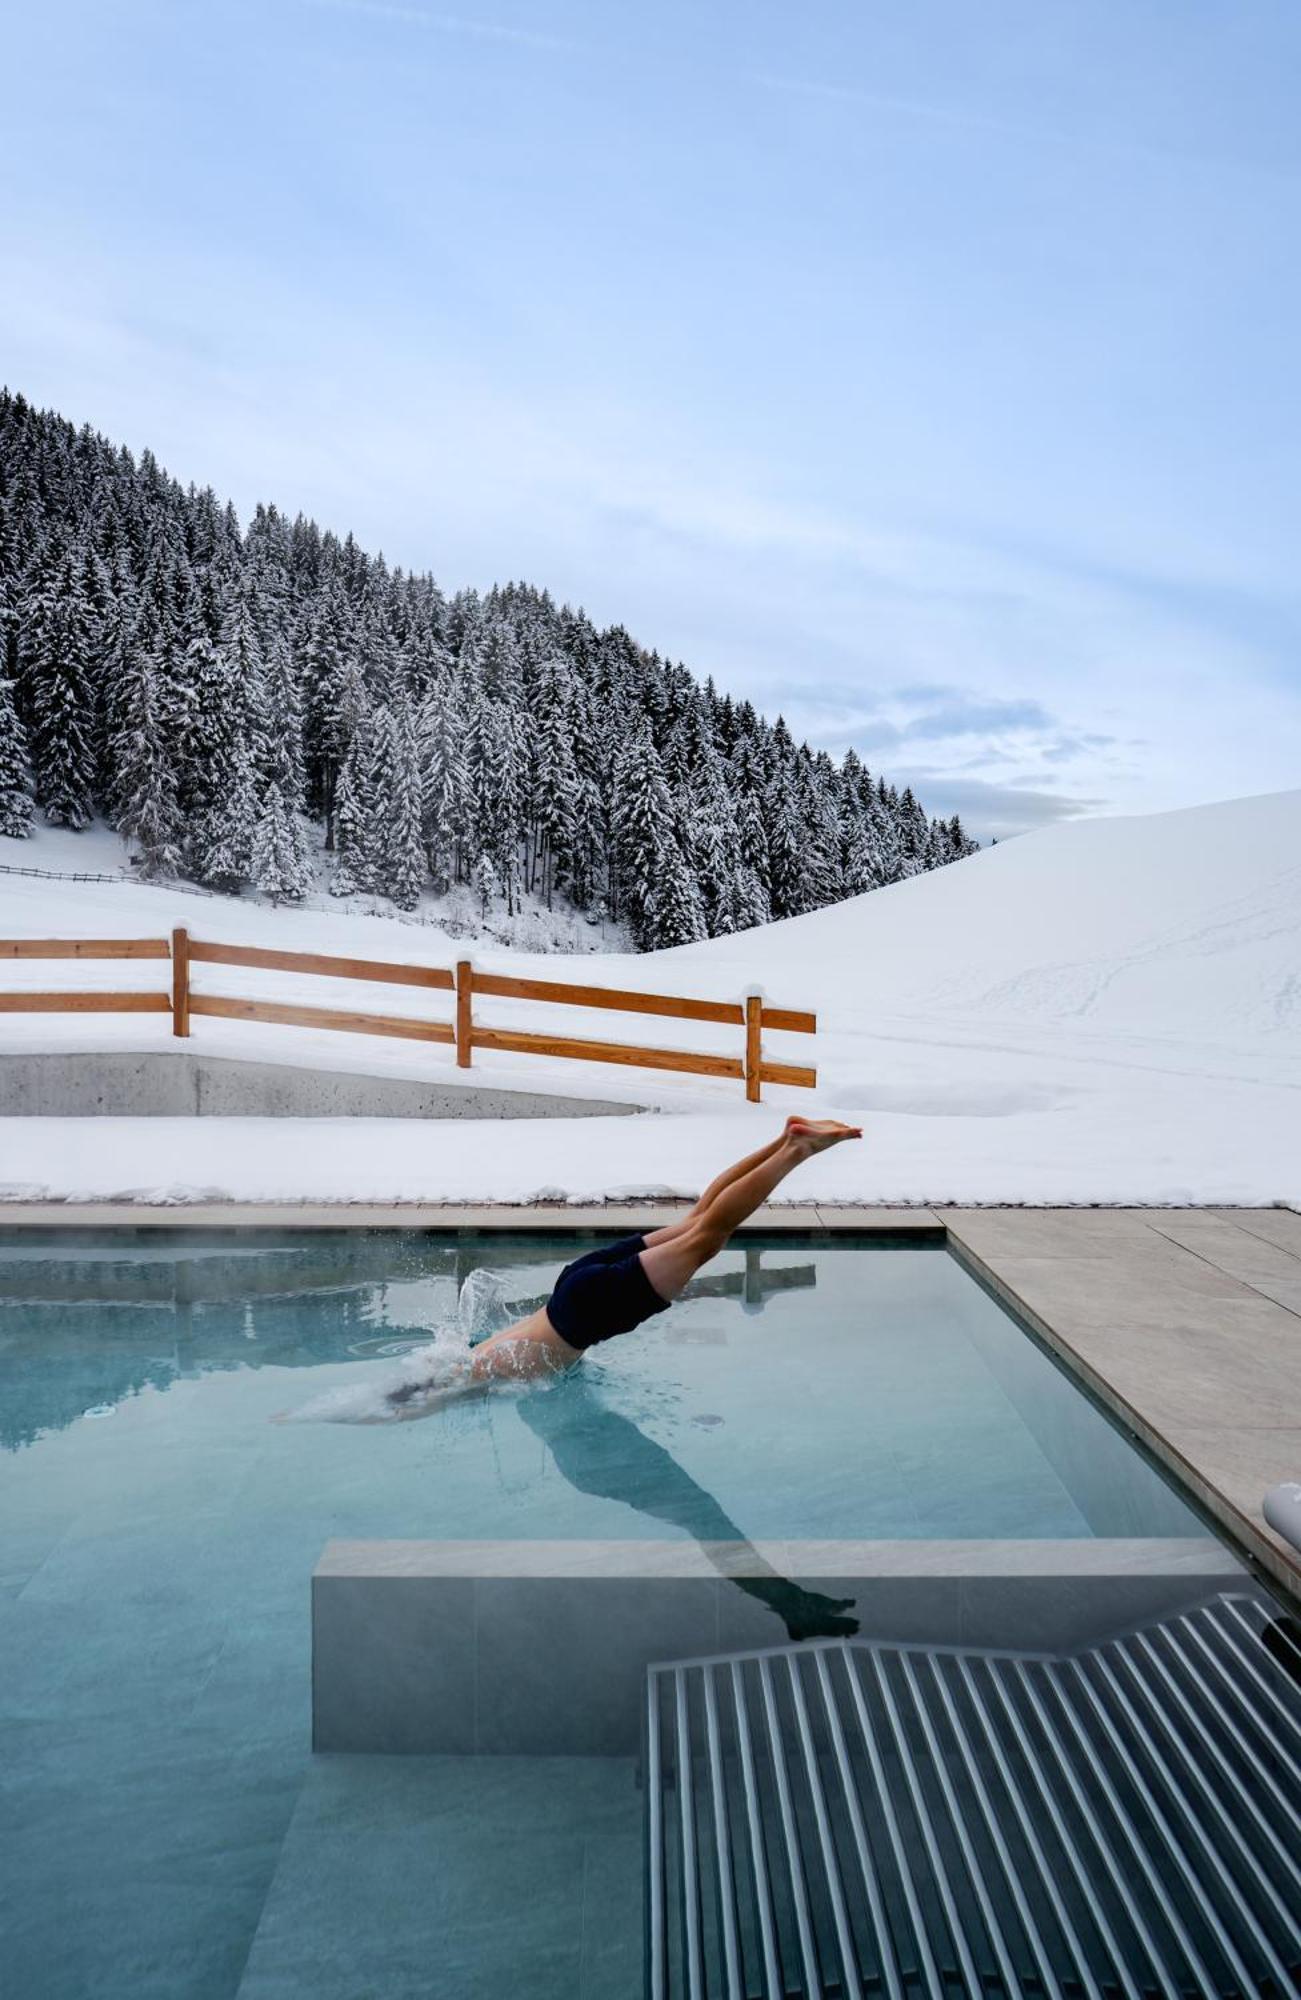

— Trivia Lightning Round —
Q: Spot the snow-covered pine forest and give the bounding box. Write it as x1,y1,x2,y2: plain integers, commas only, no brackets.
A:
0,390,976,950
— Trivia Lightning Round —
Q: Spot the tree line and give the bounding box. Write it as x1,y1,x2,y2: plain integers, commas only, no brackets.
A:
0,389,976,948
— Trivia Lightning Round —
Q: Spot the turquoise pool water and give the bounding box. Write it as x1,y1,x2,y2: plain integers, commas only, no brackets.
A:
0,1230,1227,1997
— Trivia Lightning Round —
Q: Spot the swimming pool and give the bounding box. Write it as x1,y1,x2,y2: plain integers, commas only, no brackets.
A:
0,1228,1288,1998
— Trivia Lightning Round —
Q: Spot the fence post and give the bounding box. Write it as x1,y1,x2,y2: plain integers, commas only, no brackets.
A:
744,990,763,1103
455,959,473,1068
172,927,190,1037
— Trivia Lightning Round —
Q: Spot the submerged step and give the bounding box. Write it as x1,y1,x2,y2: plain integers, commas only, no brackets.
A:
235,1753,642,2000
312,1537,1240,1757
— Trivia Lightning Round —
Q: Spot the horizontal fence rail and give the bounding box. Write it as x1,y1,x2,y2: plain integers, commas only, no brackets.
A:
0,930,816,1102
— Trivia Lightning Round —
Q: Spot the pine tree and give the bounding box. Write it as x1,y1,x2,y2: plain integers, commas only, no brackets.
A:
611,720,673,946
418,679,466,890
842,810,882,896
565,772,604,912
260,631,306,798
331,711,380,895
219,588,268,773
947,812,976,860
382,699,426,911
109,641,183,878
874,791,902,885
532,666,581,907
198,739,260,890
250,779,310,901
301,591,362,836
765,777,806,919
728,863,770,933
0,675,34,837
644,827,707,947
173,628,239,819
21,539,97,829
473,848,499,918
464,693,525,914
736,785,771,902
896,786,931,879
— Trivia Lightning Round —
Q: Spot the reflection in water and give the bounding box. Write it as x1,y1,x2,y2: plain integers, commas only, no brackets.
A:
518,1373,860,1643
0,1234,813,1450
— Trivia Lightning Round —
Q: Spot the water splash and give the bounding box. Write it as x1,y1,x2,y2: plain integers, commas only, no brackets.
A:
277,1267,512,1424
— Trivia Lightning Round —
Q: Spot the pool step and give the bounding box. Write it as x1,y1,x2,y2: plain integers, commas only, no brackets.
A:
645,1591,1301,1999
234,1752,643,2000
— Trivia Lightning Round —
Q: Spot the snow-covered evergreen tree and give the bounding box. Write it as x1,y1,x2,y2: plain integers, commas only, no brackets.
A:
331,711,379,896
765,776,807,920
611,720,673,947
250,779,310,901
736,785,771,907
380,699,426,911
896,786,931,879
729,863,771,934
473,848,499,918
0,675,34,837
109,640,183,878
20,537,98,829
198,739,260,891
644,828,707,947
418,678,466,890
0,387,973,940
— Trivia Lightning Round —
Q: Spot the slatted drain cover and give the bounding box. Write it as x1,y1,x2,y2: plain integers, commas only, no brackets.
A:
645,1594,1301,1999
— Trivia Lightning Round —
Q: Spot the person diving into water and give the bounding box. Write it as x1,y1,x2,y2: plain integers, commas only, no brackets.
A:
383,1116,861,1417
307,1118,864,1640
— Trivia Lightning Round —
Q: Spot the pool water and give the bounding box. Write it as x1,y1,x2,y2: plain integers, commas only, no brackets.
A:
0,1230,1257,1997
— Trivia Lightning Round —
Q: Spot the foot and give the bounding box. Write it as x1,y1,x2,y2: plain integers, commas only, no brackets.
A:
783,1590,861,1642
786,1117,862,1154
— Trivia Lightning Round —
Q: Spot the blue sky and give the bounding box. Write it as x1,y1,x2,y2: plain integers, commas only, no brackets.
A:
3,0,1299,839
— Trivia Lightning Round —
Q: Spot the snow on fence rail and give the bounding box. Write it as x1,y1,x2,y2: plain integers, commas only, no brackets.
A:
0,930,816,1102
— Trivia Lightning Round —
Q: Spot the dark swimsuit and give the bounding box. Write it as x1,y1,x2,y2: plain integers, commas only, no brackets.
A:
545,1233,672,1352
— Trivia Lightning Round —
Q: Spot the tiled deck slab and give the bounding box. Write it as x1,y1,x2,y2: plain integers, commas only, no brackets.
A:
942,1206,1301,1603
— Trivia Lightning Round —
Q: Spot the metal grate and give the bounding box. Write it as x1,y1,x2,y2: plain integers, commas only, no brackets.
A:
645,1593,1301,1998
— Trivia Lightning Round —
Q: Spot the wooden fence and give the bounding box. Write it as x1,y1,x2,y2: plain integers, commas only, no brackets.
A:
0,930,816,1102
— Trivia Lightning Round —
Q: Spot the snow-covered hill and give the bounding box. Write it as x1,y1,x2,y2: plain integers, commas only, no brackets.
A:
668,786,1300,1050
1,790,1297,1206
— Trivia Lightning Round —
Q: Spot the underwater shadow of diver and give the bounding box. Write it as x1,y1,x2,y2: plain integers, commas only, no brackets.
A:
516,1375,859,1643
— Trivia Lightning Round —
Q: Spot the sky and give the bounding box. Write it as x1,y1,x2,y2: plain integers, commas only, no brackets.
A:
3,0,1299,841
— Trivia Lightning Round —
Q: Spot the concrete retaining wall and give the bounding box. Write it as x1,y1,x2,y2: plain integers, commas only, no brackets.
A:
0,1051,640,1120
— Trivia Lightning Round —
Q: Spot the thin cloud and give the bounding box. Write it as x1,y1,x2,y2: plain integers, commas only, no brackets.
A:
747,70,1298,185
891,774,1103,842
299,0,577,53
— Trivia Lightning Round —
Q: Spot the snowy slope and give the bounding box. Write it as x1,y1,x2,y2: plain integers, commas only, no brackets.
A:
666,787,1300,1049
1,790,1298,1206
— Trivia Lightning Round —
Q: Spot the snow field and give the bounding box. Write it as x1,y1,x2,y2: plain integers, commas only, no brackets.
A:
1,788,1298,1207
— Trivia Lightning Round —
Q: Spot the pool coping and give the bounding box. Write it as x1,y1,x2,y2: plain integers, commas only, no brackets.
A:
0,1200,939,1230
3,1198,1298,1604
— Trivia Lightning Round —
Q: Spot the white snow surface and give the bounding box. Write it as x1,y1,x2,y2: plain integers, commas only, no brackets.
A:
1,789,1298,1208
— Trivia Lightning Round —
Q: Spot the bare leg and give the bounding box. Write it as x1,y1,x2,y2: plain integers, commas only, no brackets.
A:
639,1120,860,1302
642,1120,800,1247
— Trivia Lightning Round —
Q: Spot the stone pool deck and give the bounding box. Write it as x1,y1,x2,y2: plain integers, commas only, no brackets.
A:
939,1206,1301,1604
4,1199,1299,1601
